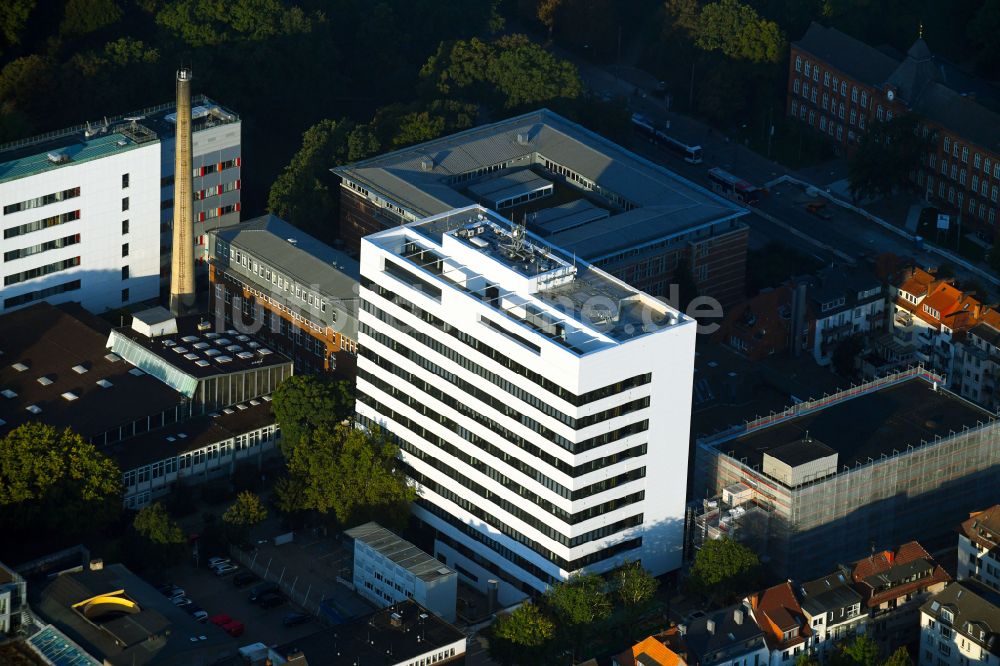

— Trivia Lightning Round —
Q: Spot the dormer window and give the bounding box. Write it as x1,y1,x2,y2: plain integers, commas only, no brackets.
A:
924,304,940,319
941,608,954,623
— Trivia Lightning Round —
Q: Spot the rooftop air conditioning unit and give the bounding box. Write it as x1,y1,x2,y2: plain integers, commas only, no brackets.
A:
420,158,433,171
47,152,70,164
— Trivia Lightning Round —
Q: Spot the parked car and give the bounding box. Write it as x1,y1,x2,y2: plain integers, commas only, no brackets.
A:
207,557,230,568
232,572,258,588
257,592,285,610
248,582,278,603
187,609,208,623
209,614,232,627
213,563,239,577
282,612,311,627
182,603,204,615
171,596,193,607
157,584,184,598
222,620,245,637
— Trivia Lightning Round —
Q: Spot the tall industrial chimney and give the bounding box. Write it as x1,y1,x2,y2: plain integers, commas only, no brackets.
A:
169,68,196,316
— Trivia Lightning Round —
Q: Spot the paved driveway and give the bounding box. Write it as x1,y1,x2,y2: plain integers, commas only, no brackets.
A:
168,562,323,647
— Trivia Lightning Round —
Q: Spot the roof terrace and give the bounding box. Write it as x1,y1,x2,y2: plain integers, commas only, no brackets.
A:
0,95,238,184
369,205,687,354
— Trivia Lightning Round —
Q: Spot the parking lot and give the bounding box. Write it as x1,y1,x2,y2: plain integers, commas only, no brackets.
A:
167,559,325,647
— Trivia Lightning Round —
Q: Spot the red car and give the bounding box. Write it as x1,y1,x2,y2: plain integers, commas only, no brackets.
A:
208,614,232,627
223,620,245,638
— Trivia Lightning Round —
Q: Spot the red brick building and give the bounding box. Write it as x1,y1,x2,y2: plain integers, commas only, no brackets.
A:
789,22,1000,232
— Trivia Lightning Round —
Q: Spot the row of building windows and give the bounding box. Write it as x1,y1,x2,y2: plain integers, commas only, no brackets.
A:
221,241,333,317
2,278,81,309
3,187,80,215
123,425,277,488
418,496,644,578
3,209,80,240
4,233,81,262
195,179,241,200
356,373,647,483
361,319,649,442
402,646,457,666
4,256,80,286
193,157,240,178
359,385,645,533
403,455,643,551
360,276,652,406
358,377,647,518
358,351,648,472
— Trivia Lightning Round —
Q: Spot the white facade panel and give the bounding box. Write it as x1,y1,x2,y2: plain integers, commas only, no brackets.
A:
1,143,161,314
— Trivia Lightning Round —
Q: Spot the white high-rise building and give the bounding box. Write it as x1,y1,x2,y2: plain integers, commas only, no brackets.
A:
0,95,240,315
357,205,696,604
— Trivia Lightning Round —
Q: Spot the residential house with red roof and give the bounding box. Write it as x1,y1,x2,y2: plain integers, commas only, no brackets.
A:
958,505,1000,594
614,630,689,666
851,541,951,650
750,582,811,666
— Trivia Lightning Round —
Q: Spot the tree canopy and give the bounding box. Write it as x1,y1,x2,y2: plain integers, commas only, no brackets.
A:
490,602,557,665
223,490,268,527
695,0,786,64
286,424,415,528
271,375,354,456
134,502,184,545
0,423,121,550
687,537,761,600
420,34,582,109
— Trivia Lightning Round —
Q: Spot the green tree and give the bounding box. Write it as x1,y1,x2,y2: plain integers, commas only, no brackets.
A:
155,0,314,47
546,572,612,657
421,34,582,109
0,0,35,47
59,0,123,36
271,374,354,456
687,537,761,601
272,474,307,515
696,0,785,63
490,602,556,665
832,634,881,666
882,647,912,666
848,113,931,201
223,491,268,528
614,561,660,640
103,37,160,65
133,502,184,545
537,0,562,40
288,424,415,528
267,119,354,239
796,653,821,666
0,423,121,543
614,561,659,607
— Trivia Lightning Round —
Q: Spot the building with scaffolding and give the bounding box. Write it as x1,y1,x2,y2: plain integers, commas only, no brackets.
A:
692,366,999,579
356,204,697,604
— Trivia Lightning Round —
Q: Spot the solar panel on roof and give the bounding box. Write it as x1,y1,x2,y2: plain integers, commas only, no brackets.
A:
12,362,28,371
104,353,121,362
226,344,242,352
205,349,221,357
1,389,16,398
193,342,209,349
96,379,112,388
204,332,219,339
236,335,250,341
37,376,53,386
172,346,188,353
237,351,253,359
26,404,41,414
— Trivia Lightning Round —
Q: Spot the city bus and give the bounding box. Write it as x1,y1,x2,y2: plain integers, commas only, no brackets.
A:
630,113,703,164
655,132,704,164
707,167,760,204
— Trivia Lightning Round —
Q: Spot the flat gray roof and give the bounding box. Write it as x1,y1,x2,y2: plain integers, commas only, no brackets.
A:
345,522,454,583
335,108,745,259
213,214,359,300
720,377,992,471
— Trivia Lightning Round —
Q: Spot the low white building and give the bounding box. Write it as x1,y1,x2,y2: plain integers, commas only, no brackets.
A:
345,522,458,623
958,505,1000,593
919,582,1000,666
